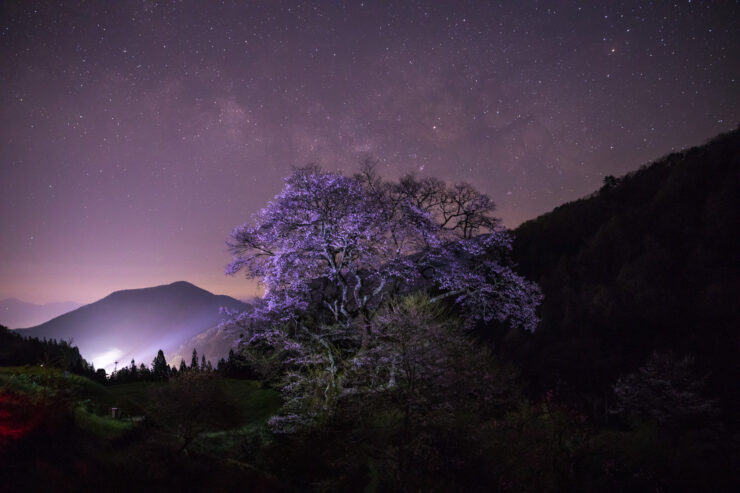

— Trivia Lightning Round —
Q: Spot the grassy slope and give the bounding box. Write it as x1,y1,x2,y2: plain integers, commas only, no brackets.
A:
107,378,281,424
0,367,283,492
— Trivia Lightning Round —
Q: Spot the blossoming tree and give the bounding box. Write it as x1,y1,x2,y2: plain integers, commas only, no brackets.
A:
224,163,541,430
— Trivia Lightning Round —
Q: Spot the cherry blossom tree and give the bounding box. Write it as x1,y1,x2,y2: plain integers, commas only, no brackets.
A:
227,164,539,329
224,164,541,430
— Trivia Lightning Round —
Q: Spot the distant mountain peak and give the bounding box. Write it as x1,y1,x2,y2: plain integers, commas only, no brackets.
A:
169,280,197,287
19,281,249,372
165,280,212,293
102,280,213,300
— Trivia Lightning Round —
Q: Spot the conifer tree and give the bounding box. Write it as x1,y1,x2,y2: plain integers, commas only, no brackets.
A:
152,349,169,381
191,348,199,370
130,359,138,380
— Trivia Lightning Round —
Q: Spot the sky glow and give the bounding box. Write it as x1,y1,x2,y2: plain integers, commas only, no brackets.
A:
1,1,737,303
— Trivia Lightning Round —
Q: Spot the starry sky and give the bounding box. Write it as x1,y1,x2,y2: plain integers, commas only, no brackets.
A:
1,0,738,304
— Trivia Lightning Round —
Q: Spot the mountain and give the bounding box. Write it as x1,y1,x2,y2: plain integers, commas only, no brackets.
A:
166,324,247,369
0,298,82,329
18,281,249,372
502,127,740,416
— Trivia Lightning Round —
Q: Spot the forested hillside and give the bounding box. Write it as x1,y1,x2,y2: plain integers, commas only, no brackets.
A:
507,127,740,417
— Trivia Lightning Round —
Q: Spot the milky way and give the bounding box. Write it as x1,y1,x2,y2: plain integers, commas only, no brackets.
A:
1,1,738,303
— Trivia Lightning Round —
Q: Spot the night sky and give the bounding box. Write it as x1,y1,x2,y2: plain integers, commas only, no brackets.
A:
1,1,738,304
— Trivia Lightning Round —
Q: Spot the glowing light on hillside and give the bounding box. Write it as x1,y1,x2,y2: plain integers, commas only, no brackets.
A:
91,348,123,370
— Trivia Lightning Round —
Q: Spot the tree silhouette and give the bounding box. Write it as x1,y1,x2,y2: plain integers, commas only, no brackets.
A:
152,349,169,381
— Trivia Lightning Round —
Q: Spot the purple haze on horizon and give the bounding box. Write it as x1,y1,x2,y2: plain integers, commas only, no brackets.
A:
1,1,738,304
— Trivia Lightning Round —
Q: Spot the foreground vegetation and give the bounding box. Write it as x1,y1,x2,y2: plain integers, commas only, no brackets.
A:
1,314,735,492
0,366,282,492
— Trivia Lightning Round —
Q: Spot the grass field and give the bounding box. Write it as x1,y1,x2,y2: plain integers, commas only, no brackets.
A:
106,378,281,424
1,366,280,431
1,366,281,442
0,366,285,491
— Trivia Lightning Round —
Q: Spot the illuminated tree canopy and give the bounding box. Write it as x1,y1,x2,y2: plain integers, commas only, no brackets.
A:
226,163,541,332
225,164,541,431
